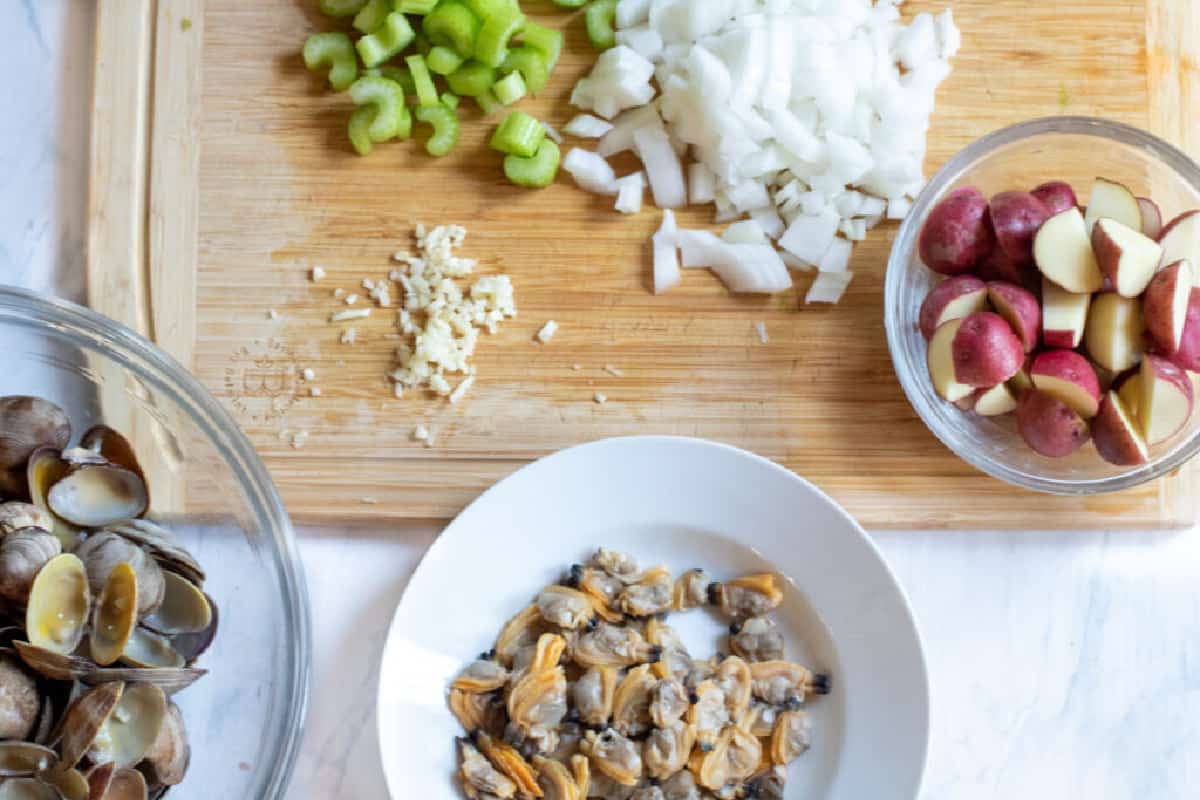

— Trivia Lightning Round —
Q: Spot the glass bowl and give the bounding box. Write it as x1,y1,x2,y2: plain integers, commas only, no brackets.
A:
0,286,311,797
886,117,1200,494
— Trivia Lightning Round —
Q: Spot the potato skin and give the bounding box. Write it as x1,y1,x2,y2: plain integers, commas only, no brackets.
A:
1092,393,1148,466
1017,390,1092,458
919,187,995,275
1143,261,1191,354
1030,181,1078,215
918,275,988,340
990,191,1051,266
1168,288,1200,373
988,281,1042,352
952,312,1024,387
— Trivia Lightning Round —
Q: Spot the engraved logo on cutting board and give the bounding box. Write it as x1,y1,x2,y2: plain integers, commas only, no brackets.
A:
223,338,301,423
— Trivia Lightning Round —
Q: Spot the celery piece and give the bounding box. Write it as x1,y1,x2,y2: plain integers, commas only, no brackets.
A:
504,140,561,188
415,105,460,157
427,45,465,76
319,0,368,18
442,92,460,110
550,0,587,6
500,47,548,95
463,0,520,16
353,0,391,33
521,22,563,71
474,8,525,68
376,65,416,94
348,107,377,156
475,90,502,115
446,61,497,97
397,0,439,12
424,1,481,57
493,71,527,106
349,76,412,142
357,12,416,67
405,55,440,107
490,111,545,157
584,0,617,51
414,30,432,55
303,32,358,92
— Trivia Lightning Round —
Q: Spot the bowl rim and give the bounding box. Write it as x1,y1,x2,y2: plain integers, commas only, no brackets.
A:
885,116,1200,495
0,284,312,797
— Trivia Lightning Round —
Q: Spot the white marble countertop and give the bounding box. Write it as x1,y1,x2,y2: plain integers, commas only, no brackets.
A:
4,3,1199,798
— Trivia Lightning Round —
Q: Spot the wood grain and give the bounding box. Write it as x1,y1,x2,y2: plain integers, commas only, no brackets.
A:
92,0,1200,528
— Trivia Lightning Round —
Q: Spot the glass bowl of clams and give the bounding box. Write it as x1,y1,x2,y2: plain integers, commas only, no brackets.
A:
0,286,310,799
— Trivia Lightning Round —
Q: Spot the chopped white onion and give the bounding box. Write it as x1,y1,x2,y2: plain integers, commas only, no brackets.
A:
722,220,768,246
564,114,614,139
688,162,716,205
806,271,854,304
818,238,853,274
597,104,664,157
542,122,563,144
779,209,839,266
563,149,619,195
652,209,680,295
633,127,686,209
614,172,647,214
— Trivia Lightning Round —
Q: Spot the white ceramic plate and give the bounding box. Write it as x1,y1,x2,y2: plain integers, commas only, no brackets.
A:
377,436,928,799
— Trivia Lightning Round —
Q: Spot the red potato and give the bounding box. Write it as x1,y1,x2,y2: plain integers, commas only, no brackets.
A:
919,186,995,275
1170,288,1200,372
1031,181,1079,215
1143,260,1194,353
1030,350,1102,418
952,312,1025,387
978,246,1037,291
1116,371,1144,421
1042,277,1092,349
1138,198,1163,239
927,318,973,402
1158,211,1200,285
1017,390,1092,458
1083,177,1143,234
989,191,1051,267
1139,354,1195,445
1086,292,1145,373
918,276,989,340
973,383,1018,417
1009,356,1035,397
1092,392,1150,466
1034,207,1104,293
1091,218,1164,298
987,281,1041,352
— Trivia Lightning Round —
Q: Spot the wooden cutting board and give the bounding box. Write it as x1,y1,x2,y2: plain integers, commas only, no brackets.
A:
87,0,1200,528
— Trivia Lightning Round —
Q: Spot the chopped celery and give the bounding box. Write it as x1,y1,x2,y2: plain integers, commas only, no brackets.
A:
442,92,460,110
475,90,503,115
406,55,440,107
357,12,416,67
521,22,563,71
424,1,481,57
415,105,460,157
493,71,527,106
504,140,561,188
319,0,368,18
490,111,545,157
353,0,391,34
500,47,548,95
427,45,465,76
349,76,412,143
348,107,376,155
375,65,415,94
474,8,525,68
550,0,587,6
446,61,497,96
584,0,617,51
397,0,439,12
464,0,520,16
303,32,358,92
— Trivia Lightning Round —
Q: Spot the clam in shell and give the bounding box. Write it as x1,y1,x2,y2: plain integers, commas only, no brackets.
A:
119,627,184,670
0,397,70,473
25,448,76,549
85,763,149,800
0,527,62,604
0,651,40,739
89,562,139,667
37,768,90,800
0,778,62,800
140,701,189,786
45,463,148,530
78,427,144,485
101,520,204,588
74,533,164,620
58,682,124,769
25,554,90,656
141,572,210,636
87,682,166,768
0,741,57,776
0,503,53,535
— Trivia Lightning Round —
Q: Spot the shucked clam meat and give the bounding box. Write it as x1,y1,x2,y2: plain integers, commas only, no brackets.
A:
449,552,831,800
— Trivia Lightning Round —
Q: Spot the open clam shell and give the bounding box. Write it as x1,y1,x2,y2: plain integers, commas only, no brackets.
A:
25,448,77,550
90,563,139,667
0,777,62,800
78,427,145,486
13,641,93,682
57,682,124,769
0,397,71,473
0,742,58,777
120,629,184,670
101,522,203,588
81,668,206,697
46,464,148,530
25,554,90,656
87,683,166,769
168,592,218,665
142,573,210,636
140,701,188,787
37,768,89,800
74,534,164,620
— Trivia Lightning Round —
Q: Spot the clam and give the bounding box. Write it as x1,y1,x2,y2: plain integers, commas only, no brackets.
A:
25,554,90,655
535,586,594,630
648,677,688,728
748,661,831,706
475,733,542,799
13,641,93,681
769,709,811,765
141,572,209,636
494,605,546,668
611,665,656,738
78,427,145,485
452,660,510,694
0,778,62,800
0,503,53,535
738,702,779,739
713,656,752,720
58,682,123,768
616,567,673,618
101,521,203,588
642,719,695,780
140,701,188,786
548,722,583,764
588,549,641,583
697,725,761,792
119,628,184,670
507,635,567,741
573,568,623,623
580,729,642,787
572,666,617,727
713,574,783,620
0,397,71,473
585,772,639,800
631,787,666,800
449,690,506,737
661,770,701,800
89,562,139,667
671,568,712,611
25,449,77,549
0,651,40,739
74,534,164,619
643,619,688,682
532,755,585,800
458,737,517,799
44,460,148,530
682,658,716,693
87,682,166,768
81,667,205,697
728,617,784,663
165,590,218,665
744,765,786,800
569,754,589,799
0,527,62,604
37,768,90,800
0,741,57,776
85,763,149,800
572,623,656,669
685,681,729,753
